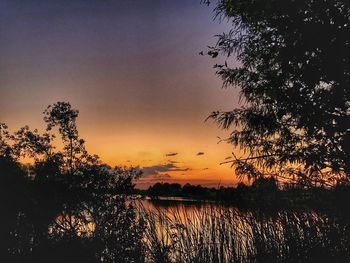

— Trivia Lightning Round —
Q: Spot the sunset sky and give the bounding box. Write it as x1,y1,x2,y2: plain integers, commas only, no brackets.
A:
0,0,241,188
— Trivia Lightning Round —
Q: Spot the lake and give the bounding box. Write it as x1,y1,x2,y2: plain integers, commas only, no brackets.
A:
138,198,350,263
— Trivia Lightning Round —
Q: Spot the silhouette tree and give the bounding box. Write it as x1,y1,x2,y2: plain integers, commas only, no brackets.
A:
0,102,145,262
207,0,350,186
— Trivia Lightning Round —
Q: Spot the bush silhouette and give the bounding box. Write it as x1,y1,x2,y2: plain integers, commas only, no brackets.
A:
0,102,145,262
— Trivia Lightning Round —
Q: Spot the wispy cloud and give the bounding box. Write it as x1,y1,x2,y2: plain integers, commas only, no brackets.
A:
196,152,205,156
168,160,180,164
153,173,171,179
142,162,190,177
165,152,178,157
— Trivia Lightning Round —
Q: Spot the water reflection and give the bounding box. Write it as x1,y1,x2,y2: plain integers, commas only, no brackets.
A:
3,196,350,262
141,198,350,263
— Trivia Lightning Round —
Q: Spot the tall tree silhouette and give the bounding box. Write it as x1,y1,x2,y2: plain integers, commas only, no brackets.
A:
44,102,84,174
207,0,350,186
0,102,145,263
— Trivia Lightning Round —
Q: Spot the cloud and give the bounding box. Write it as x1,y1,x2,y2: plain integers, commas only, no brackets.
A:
142,162,190,177
196,152,205,156
168,160,180,164
165,152,178,157
153,173,171,179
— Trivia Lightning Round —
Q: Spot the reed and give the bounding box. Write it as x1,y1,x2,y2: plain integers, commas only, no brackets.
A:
140,206,350,263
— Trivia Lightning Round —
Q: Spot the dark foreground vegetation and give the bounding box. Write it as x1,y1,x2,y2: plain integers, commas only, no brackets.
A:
1,102,350,263
142,206,350,263
3,0,350,261
0,102,145,262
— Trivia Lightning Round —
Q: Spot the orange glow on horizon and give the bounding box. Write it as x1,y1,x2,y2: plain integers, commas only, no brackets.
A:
1,0,240,189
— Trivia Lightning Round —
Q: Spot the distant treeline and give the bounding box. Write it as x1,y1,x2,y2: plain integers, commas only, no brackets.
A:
136,178,350,212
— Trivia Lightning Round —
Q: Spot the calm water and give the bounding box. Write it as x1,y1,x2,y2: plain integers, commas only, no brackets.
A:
47,198,350,262
138,198,350,262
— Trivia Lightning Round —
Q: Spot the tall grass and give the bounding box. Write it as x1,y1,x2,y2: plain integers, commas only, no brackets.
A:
140,205,350,263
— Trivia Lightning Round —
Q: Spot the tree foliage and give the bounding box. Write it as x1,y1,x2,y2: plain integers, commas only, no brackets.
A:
207,0,350,186
0,102,145,263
